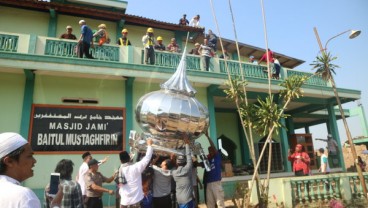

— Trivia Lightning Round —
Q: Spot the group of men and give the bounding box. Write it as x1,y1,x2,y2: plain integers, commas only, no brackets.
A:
0,131,225,208
178,14,201,27
288,134,340,176
113,133,225,208
59,19,283,77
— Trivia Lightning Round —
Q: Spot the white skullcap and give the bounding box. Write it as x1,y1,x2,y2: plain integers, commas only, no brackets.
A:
79,20,86,24
0,132,28,159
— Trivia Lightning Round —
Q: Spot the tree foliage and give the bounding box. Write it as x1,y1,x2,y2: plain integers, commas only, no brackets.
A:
310,52,339,81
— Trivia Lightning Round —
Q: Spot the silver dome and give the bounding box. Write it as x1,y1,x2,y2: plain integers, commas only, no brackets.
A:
134,48,209,153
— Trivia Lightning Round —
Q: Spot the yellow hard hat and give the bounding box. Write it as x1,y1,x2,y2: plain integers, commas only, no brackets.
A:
147,27,154,33
122,28,128,33
98,24,106,29
157,36,163,41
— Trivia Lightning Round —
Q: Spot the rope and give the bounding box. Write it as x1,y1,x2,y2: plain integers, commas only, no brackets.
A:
260,0,272,95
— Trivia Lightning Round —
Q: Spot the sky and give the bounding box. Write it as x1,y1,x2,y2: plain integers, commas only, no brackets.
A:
126,0,368,148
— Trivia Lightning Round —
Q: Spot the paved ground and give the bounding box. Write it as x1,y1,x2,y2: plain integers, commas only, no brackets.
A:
105,200,238,208
198,200,237,208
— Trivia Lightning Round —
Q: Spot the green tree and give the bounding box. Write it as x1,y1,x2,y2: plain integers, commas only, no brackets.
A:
311,51,368,198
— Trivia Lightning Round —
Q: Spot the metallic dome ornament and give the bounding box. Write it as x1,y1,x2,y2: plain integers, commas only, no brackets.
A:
130,48,210,157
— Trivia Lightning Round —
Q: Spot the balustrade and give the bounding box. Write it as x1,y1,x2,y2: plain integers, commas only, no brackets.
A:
219,60,272,79
291,176,341,206
141,50,201,71
0,34,18,52
287,70,327,86
0,32,330,87
45,39,119,61
349,175,368,199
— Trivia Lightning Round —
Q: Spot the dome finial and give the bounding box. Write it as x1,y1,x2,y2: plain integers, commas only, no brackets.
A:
160,47,197,97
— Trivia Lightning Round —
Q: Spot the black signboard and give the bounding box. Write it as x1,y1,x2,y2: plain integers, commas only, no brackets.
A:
29,104,125,153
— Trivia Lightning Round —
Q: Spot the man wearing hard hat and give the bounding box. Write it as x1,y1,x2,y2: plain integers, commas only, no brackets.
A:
142,27,155,65
154,36,166,51
117,28,131,46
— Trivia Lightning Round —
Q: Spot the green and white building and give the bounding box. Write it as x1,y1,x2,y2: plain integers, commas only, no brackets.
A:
1,0,367,206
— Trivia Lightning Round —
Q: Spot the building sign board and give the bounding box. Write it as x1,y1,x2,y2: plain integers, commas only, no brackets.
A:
29,104,125,153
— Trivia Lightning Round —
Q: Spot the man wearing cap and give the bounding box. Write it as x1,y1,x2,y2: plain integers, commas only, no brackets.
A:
172,136,194,208
179,14,189,26
203,131,225,208
117,28,132,46
0,132,41,208
60,26,77,40
154,36,166,51
142,28,155,65
77,20,94,59
84,159,116,208
76,151,108,202
288,144,311,176
118,138,153,208
249,56,257,64
317,134,339,168
189,43,200,55
93,24,110,46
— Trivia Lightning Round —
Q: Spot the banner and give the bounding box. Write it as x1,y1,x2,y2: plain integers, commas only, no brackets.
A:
29,104,125,153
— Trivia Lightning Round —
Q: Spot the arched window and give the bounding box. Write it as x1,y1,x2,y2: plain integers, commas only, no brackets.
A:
217,134,237,164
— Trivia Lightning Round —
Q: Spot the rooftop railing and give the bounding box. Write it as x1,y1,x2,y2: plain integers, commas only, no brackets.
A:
0,34,18,52
0,32,329,87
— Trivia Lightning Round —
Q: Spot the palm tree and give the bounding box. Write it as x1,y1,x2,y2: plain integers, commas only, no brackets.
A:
311,52,368,198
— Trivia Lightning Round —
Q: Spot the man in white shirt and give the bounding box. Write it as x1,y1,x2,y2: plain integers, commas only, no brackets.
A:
118,138,153,207
189,15,200,27
76,151,108,201
318,148,330,174
0,132,41,208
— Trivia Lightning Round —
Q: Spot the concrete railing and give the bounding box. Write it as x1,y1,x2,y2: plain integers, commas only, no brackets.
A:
0,31,329,87
244,172,368,207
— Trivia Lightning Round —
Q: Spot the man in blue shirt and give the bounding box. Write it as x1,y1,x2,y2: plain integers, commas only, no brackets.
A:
78,20,94,59
203,132,225,208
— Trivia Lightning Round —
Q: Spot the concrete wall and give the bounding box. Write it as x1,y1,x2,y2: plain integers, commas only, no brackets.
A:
0,6,49,36
0,72,25,132
215,112,242,165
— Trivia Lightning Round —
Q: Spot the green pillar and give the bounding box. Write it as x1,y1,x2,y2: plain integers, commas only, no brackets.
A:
286,117,295,134
232,53,239,61
174,31,186,51
237,114,249,165
20,70,35,139
327,103,346,170
280,117,292,172
206,85,218,148
326,121,331,134
125,77,135,151
48,9,57,37
117,19,126,40
305,126,310,134
28,34,37,54
350,105,368,137
275,94,292,172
